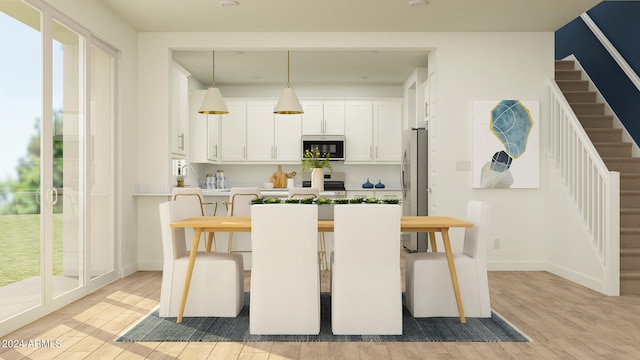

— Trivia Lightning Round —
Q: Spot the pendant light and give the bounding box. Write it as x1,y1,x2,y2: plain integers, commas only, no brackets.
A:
274,50,304,114
199,50,229,114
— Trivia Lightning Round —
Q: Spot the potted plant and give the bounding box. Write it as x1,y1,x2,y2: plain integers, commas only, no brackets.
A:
302,146,332,191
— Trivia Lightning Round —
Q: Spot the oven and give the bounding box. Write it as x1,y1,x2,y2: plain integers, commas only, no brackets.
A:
302,171,346,196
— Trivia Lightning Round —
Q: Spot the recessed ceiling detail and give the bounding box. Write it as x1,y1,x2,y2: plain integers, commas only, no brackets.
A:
172,50,430,86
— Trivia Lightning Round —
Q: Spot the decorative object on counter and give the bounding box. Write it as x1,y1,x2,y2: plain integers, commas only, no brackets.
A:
302,146,331,192
173,159,193,188
316,198,332,205
302,147,332,172
285,171,297,189
382,198,400,204
215,169,227,189
362,178,374,189
311,168,324,192
349,197,365,204
334,198,349,204
375,180,386,189
205,174,216,189
365,197,380,204
271,165,288,188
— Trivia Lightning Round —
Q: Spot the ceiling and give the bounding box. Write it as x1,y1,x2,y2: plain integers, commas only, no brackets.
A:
98,0,600,86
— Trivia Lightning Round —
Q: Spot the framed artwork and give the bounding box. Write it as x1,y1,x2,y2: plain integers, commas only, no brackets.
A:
472,100,539,189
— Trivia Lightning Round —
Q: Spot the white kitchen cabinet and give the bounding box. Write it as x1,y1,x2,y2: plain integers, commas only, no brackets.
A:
345,99,402,164
189,90,220,163
344,101,374,162
170,61,190,158
301,100,345,135
274,113,302,161
246,100,276,161
373,100,402,163
220,101,247,162
246,100,301,162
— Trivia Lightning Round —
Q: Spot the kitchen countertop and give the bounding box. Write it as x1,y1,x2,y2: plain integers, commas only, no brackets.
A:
133,188,337,197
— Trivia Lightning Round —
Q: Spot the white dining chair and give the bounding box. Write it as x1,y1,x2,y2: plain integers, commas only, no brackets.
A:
171,187,217,216
225,187,260,255
249,204,320,334
405,200,492,318
171,187,217,251
287,187,329,271
158,200,244,318
331,204,402,335
287,187,318,199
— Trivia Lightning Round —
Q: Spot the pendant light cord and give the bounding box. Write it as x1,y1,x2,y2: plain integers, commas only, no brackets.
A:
211,50,216,87
287,50,291,88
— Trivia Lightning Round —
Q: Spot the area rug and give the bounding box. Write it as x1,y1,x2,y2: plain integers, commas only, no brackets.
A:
117,293,529,342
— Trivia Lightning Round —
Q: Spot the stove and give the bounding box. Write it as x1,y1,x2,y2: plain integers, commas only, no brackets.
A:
302,171,346,196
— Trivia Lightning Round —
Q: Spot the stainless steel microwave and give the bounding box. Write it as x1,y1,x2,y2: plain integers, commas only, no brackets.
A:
301,135,345,161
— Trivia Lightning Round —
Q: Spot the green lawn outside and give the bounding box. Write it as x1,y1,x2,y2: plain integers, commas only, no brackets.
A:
0,214,63,287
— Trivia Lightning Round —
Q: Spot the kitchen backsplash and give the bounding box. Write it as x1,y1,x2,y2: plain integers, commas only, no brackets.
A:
186,163,401,190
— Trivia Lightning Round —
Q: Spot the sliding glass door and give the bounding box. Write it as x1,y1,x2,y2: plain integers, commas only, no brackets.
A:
0,1,44,320
0,0,116,330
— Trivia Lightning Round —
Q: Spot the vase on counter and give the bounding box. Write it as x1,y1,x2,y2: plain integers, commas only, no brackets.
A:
311,167,324,192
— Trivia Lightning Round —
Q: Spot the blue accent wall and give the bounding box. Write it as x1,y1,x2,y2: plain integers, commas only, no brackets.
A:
555,1,640,145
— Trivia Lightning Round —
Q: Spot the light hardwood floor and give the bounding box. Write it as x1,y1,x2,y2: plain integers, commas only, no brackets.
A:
2,267,640,359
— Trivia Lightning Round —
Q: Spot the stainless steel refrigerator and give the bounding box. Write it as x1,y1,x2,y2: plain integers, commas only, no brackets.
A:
401,128,428,252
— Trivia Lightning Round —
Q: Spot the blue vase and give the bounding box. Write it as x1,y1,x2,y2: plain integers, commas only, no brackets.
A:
375,180,385,189
362,178,374,188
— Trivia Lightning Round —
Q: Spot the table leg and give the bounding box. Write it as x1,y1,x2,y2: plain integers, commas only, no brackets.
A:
429,232,438,252
441,229,466,323
205,232,215,252
177,227,202,323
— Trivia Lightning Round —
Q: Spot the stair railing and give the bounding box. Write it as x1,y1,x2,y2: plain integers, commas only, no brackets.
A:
548,79,620,295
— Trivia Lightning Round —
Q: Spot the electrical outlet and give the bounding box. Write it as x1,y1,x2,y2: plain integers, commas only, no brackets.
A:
492,238,501,249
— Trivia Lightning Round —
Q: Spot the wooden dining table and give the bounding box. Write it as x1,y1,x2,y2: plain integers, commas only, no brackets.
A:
170,215,473,324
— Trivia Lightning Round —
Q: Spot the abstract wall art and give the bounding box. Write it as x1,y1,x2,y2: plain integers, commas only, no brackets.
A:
472,100,539,189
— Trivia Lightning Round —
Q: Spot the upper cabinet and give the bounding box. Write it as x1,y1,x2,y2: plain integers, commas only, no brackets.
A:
189,90,220,163
302,100,345,135
345,99,402,164
246,100,301,162
215,99,302,163
344,101,374,162
373,100,402,162
170,61,190,158
220,101,247,162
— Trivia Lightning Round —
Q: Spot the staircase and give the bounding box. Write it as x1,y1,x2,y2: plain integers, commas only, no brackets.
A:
555,59,640,295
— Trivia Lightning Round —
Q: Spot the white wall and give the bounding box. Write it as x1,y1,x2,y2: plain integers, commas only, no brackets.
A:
136,32,555,270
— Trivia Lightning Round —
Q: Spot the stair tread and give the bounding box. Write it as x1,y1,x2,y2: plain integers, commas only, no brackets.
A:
621,208,640,213
602,157,640,160
620,271,640,278
621,189,640,194
594,142,632,146
621,248,640,254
